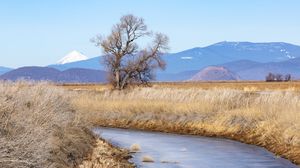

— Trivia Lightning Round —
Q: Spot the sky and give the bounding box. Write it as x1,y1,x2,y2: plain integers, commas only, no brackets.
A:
1,0,300,68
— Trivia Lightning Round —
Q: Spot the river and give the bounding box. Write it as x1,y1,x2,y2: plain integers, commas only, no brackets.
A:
94,127,298,168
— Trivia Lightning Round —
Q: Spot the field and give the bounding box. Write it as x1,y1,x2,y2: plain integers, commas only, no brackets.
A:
0,81,132,168
61,81,300,92
68,81,300,165
1,81,300,167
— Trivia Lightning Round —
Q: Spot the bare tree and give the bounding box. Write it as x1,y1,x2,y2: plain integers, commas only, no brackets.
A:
284,74,292,81
275,74,283,81
266,73,275,82
266,72,292,82
92,14,169,89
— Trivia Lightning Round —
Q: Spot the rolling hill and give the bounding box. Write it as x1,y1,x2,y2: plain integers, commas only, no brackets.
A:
189,66,240,81
0,67,107,83
0,66,12,75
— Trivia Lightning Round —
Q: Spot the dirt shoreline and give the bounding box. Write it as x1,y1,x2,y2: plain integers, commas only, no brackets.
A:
78,138,134,168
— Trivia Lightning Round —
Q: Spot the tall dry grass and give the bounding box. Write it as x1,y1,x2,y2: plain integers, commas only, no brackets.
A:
0,81,97,168
72,87,300,165
62,81,300,92
0,81,134,168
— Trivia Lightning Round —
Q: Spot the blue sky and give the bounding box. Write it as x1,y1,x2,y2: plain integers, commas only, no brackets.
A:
1,0,300,68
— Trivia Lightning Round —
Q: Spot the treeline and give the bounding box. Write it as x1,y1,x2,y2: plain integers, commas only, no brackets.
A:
265,73,291,82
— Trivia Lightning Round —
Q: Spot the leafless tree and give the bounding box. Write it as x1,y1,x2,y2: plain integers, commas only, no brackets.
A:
92,14,169,89
266,73,275,82
284,74,292,81
275,74,283,81
266,72,292,82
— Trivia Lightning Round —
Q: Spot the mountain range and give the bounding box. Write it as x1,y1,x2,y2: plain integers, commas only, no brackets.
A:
1,41,300,82
0,66,12,75
0,67,107,83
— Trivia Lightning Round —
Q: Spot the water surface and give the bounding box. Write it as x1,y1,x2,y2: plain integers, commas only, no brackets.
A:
94,127,298,168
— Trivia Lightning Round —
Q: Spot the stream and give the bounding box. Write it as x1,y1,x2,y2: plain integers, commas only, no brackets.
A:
94,127,298,168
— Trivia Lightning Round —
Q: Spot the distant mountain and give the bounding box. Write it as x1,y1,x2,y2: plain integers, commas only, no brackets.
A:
219,58,300,80
0,66,12,75
3,41,300,82
189,66,239,81
219,60,262,72
163,41,300,73
0,67,107,83
57,50,89,64
58,68,107,83
49,56,102,71
0,67,60,81
49,42,300,75
156,70,198,82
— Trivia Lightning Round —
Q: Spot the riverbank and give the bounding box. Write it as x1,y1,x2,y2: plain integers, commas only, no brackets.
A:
0,82,133,168
72,87,300,165
78,138,134,168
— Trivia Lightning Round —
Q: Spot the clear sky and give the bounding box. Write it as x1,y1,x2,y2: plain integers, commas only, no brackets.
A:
1,0,300,68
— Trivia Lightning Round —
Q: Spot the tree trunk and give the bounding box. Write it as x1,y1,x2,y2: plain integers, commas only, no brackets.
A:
115,70,121,90
120,73,130,89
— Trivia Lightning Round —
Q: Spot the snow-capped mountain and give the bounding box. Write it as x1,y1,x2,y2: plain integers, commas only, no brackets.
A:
57,50,88,64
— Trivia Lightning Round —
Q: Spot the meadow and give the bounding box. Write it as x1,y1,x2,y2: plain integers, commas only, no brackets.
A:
1,81,299,167
62,81,300,92
70,81,300,165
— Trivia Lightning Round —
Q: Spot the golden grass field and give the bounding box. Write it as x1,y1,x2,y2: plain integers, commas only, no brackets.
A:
0,81,132,168
61,81,300,92
68,81,300,166
1,81,300,167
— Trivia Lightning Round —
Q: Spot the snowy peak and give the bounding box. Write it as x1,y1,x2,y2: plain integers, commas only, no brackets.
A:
57,50,88,64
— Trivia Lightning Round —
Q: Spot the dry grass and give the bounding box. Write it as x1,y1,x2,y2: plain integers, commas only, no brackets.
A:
61,81,300,92
5,81,298,167
72,86,300,165
60,83,111,92
152,81,300,91
79,139,133,168
0,81,96,168
0,81,133,168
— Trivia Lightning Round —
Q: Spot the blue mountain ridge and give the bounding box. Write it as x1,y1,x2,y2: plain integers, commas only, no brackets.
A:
0,67,107,83
0,66,13,75
2,41,300,82
49,41,300,74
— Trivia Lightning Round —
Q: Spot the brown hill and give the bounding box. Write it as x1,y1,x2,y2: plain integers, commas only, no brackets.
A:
190,66,239,81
